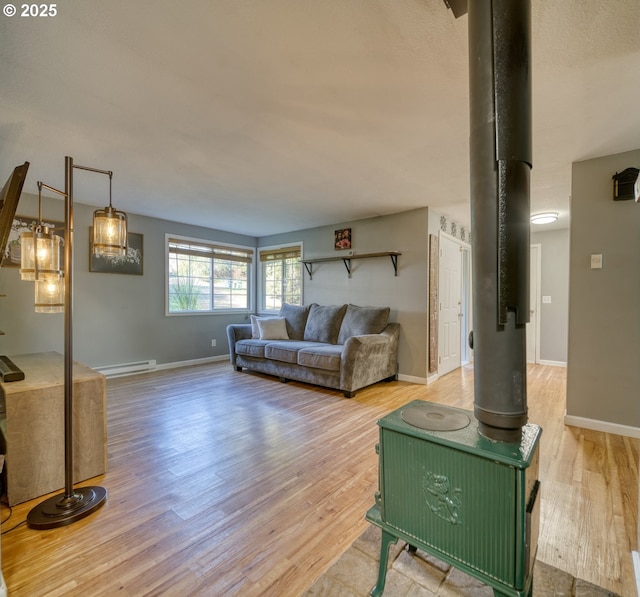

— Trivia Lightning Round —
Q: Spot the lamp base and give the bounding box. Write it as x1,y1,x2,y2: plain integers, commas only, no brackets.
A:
27,486,107,530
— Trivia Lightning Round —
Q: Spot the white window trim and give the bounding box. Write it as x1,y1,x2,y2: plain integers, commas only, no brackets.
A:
257,241,304,315
165,233,256,316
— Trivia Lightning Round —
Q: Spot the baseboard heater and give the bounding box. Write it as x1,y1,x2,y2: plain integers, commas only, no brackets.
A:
94,359,157,378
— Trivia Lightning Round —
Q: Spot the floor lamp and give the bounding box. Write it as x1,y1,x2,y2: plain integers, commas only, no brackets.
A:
22,156,127,529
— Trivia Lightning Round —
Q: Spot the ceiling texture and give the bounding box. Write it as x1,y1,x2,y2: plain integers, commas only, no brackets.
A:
1,0,639,237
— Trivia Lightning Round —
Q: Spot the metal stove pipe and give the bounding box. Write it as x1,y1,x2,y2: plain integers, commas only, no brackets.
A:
468,0,532,442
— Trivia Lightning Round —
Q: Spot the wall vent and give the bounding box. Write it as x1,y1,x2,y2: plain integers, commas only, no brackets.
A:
94,360,156,378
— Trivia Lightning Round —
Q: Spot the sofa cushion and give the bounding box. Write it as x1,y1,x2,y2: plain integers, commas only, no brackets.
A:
337,304,391,345
279,303,311,340
257,317,289,340
264,341,312,364
304,304,347,344
297,345,343,372
235,339,271,358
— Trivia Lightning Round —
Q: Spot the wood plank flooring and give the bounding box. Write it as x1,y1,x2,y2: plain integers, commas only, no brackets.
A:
1,362,637,596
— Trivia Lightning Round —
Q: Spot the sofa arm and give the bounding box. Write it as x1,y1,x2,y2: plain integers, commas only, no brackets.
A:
226,324,252,366
341,323,399,394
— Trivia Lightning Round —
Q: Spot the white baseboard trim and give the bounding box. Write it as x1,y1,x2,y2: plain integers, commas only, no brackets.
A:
537,359,567,367
155,355,229,371
94,359,157,377
397,373,427,385
564,414,640,439
97,355,229,378
632,551,640,597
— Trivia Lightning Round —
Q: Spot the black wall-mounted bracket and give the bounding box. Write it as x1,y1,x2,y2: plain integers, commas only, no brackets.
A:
301,251,401,280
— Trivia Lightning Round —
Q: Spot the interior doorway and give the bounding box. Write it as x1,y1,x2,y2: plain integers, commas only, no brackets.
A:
438,232,472,377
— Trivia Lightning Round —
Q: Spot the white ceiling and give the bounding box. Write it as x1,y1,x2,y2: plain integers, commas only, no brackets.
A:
1,0,639,237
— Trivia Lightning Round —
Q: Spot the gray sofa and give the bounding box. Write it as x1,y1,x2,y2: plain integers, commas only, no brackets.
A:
226,303,399,397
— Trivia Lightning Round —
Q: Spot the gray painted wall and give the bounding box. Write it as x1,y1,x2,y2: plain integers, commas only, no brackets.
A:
567,149,640,428
531,228,569,364
2,197,432,380
0,192,256,369
260,208,430,380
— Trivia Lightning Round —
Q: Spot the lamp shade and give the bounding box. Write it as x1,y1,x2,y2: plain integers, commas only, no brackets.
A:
92,206,127,256
20,228,62,281
35,276,64,313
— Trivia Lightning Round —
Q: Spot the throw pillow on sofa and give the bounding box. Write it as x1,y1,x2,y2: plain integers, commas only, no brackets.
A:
257,317,289,340
250,315,287,339
304,304,347,344
337,305,390,345
250,314,268,338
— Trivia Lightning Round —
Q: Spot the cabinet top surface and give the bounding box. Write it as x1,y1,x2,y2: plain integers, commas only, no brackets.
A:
0,351,104,393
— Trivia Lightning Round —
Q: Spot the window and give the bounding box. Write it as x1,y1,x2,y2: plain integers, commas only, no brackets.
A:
259,244,302,311
167,236,254,314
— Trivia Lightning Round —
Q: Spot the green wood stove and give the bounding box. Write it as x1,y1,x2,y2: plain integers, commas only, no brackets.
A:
366,401,541,597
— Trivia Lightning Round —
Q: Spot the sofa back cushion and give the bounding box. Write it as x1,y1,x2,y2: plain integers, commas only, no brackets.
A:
279,303,311,340
337,304,391,345
304,304,347,344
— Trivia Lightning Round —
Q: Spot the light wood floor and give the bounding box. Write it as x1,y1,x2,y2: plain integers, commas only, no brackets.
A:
1,362,637,596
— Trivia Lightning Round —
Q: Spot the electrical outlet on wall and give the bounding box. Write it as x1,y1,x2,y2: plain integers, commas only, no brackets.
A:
211,339,216,347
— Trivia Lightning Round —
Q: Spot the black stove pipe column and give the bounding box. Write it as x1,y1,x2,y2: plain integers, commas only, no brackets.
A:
468,0,532,442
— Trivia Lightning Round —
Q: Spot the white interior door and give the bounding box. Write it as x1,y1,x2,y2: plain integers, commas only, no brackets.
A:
526,244,541,363
438,234,462,376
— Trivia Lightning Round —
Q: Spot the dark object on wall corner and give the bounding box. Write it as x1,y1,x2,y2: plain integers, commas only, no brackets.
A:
443,0,467,18
0,162,30,267
612,167,639,201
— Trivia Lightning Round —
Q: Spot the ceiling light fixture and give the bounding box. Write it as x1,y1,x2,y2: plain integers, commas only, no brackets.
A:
530,212,558,225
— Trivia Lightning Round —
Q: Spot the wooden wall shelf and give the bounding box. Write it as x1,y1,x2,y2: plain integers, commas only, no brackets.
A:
301,251,401,280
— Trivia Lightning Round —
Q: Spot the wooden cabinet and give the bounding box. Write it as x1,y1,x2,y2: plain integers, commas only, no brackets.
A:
0,351,107,506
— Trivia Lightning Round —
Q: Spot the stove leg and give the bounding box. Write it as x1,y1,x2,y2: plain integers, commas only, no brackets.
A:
370,530,398,597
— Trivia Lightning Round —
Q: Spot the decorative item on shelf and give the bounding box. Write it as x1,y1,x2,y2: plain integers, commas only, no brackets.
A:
18,156,128,530
612,167,639,201
334,228,351,250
